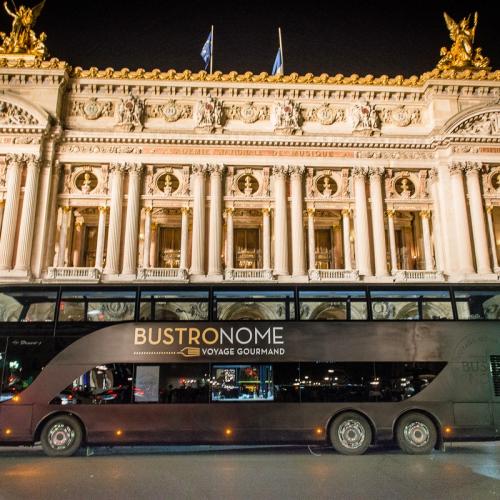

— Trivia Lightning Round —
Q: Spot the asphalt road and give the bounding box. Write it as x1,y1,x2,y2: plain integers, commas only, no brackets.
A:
0,442,499,500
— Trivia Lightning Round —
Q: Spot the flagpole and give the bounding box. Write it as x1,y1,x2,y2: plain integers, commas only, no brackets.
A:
278,27,284,75
210,25,214,74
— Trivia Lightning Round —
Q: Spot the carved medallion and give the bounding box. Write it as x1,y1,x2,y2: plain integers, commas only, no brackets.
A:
311,104,345,125
395,177,415,198
239,103,260,124
237,175,259,196
76,172,98,194
157,173,180,195
316,175,338,197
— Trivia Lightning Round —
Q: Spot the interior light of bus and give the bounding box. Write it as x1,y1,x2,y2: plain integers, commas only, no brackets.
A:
4,429,12,436
224,428,233,436
115,429,123,437
328,369,334,373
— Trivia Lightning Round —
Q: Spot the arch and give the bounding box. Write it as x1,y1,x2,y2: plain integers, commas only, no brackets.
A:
0,91,50,129
441,103,500,136
217,302,284,320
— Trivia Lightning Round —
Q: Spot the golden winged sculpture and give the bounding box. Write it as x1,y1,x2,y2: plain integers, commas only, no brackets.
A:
436,12,490,71
0,0,48,58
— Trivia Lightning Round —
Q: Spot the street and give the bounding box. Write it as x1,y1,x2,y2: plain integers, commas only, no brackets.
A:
0,442,499,499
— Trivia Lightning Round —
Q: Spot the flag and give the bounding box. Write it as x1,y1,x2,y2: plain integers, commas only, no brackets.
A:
272,48,283,76
201,31,212,70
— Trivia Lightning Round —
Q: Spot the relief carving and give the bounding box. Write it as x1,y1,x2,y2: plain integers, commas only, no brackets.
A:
271,99,302,135
306,104,345,125
70,98,114,120
452,112,500,136
146,100,192,122
0,101,39,125
350,101,381,136
380,106,421,127
195,96,224,132
115,94,144,131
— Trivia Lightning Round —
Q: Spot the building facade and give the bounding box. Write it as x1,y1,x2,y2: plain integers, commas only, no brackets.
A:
0,56,499,287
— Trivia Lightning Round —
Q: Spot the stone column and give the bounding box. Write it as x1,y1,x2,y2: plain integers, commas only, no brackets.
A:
150,222,158,267
386,209,398,273
0,200,4,235
14,156,41,272
95,206,107,269
44,164,62,270
289,165,306,276
273,165,289,275
342,209,352,271
465,163,491,274
262,207,271,270
486,206,499,271
179,207,190,271
57,207,72,267
0,154,24,270
333,225,343,268
207,164,225,276
420,211,434,271
353,167,372,276
307,208,316,271
449,163,475,274
428,169,444,271
368,167,388,277
224,208,234,270
190,164,207,275
122,164,143,276
72,219,84,267
104,163,125,275
141,207,152,269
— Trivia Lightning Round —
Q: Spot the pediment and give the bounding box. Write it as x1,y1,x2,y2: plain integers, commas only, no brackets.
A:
0,92,49,129
445,105,500,137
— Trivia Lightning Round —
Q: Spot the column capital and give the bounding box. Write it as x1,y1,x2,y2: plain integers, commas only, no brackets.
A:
223,207,234,217
306,207,315,217
5,153,27,168
448,162,467,175
272,165,289,178
109,162,128,174
143,206,153,214
98,205,108,214
262,207,272,216
289,165,305,178
62,205,72,214
341,208,351,217
368,166,385,177
352,166,369,178
386,209,396,218
25,155,41,169
419,210,431,219
192,163,209,175
126,163,144,176
180,206,191,215
206,163,226,175
464,161,483,176
486,205,494,214
428,167,438,182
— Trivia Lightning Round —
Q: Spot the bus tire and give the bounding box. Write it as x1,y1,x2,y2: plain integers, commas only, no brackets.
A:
330,412,372,455
40,414,83,457
396,412,437,455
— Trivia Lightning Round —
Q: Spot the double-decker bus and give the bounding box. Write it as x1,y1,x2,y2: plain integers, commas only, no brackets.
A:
0,284,499,456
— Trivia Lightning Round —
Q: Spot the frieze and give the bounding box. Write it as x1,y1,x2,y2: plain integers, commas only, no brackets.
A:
350,101,381,136
380,106,422,126
195,96,223,132
146,100,192,122
305,104,346,125
69,98,114,120
57,144,143,154
115,94,144,132
271,99,302,135
226,102,269,123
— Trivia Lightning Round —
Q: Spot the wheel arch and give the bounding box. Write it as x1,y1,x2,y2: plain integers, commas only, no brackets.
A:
34,411,87,444
326,408,377,445
393,408,443,449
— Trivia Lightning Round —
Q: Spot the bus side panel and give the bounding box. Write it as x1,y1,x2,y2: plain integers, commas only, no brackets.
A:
0,404,33,443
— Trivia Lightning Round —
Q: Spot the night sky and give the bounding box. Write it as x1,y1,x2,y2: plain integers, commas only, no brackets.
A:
9,0,500,76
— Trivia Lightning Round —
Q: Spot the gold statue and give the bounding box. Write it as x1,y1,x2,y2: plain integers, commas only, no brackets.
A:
0,0,48,58
436,12,490,71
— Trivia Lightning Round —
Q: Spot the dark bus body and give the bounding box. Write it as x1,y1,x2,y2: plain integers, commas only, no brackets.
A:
0,284,499,456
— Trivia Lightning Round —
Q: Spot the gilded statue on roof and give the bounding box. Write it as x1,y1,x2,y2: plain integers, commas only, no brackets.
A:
0,0,47,58
436,12,490,71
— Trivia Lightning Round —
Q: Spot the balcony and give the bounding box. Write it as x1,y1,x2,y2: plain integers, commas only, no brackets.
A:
47,267,101,281
393,270,445,282
308,269,360,281
224,268,274,281
136,267,188,281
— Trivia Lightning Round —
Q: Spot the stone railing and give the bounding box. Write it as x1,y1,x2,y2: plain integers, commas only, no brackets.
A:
137,267,188,281
224,268,274,281
308,269,360,281
47,267,101,281
393,270,445,282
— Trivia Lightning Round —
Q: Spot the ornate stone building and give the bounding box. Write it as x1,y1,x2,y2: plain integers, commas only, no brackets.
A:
0,14,499,286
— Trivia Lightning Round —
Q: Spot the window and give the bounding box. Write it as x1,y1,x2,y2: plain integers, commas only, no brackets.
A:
370,289,452,320
454,289,500,320
1,337,54,402
59,290,136,322
139,290,209,321
215,290,295,321
211,364,274,401
274,363,300,402
51,364,134,405
299,290,367,320
0,338,6,402
134,363,209,404
0,289,57,322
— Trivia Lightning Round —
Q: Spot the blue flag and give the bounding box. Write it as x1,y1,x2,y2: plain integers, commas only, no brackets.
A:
201,31,212,70
272,48,283,76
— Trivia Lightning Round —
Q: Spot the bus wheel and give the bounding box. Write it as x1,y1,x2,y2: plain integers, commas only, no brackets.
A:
396,412,437,455
41,415,83,457
330,412,372,455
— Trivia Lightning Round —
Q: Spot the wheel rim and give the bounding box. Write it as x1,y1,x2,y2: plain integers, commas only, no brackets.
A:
403,421,430,448
337,419,366,449
48,423,75,450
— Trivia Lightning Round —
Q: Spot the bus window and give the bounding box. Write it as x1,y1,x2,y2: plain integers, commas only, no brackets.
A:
0,338,6,402
273,363,300,402
134,363,209,403
300,362,373,402
0,289,57,322
211,364,274,401
299,290,367,320
59,290,136,322
1,338,54,402
454,289,500,320
139,290,209,321
214,290,295,321
370,289,452,320
51,364,134,405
